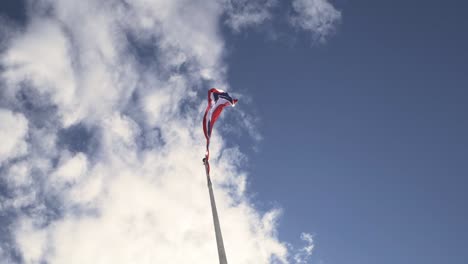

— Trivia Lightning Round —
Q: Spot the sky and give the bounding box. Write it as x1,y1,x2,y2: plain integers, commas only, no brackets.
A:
0,1,467,264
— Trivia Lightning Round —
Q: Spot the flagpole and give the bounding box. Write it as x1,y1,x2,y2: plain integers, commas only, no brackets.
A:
203,158,228,264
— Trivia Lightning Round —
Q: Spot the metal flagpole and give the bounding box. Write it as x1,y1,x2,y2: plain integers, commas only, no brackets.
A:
203,158,228,264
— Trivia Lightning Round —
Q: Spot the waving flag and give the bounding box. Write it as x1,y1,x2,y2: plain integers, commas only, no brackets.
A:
203,88,238,162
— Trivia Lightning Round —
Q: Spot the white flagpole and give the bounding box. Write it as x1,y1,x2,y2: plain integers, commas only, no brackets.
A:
203,158,228,264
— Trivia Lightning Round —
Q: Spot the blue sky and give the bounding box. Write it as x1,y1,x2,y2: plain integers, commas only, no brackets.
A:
1,1,467,264
225,1,468,263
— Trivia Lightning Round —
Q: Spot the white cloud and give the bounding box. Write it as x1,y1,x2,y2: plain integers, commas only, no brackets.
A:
0,0,339,262
0,0,292,263
223,0,278,32
1,18,78,126
51,152,88,185
5,162,32,188
0,109,28,164
14,219,48,264
290,0,341,42
293,232,315,264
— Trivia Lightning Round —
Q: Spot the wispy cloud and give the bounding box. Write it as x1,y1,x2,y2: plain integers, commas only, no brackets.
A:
290,0,341,42
223,0,278,32
293,233,315,264
223,0,341,43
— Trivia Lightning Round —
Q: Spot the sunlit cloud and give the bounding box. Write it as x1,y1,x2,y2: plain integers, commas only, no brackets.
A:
0,0,338,263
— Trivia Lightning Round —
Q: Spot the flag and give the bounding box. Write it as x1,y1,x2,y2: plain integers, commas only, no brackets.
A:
203,88,238,162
